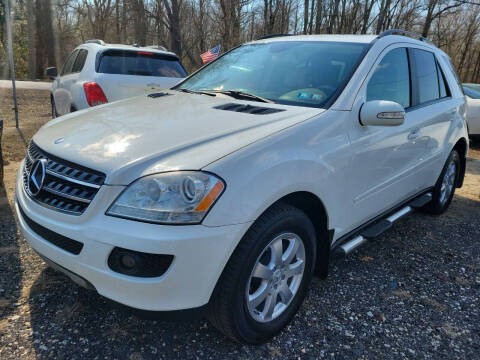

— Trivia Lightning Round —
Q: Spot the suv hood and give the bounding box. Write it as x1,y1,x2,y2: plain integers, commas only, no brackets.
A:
33,92,323,185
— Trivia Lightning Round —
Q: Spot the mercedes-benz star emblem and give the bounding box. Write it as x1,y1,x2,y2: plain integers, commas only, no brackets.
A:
27,159,47,197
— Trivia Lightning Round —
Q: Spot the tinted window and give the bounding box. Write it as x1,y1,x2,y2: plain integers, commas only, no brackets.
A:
98,50,187,78
437,62,449,98
179,41,367,108
72,49,88,73
367,48,410,108
61,50,79,76
412,49,439,103
464,86,480,99
443,56,463,94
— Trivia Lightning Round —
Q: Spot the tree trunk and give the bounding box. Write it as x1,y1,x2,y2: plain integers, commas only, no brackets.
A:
303,0,309,34
168,0,183,56
327,0,341,34
122,0,128,42
115,0,121,43
26,0,36,79
314,0,323,34
376,0,392,34
44,0,57,68
308,0,314,34
422,0,436,38
35,0,46,77
132,0,147,46
361,0,373,34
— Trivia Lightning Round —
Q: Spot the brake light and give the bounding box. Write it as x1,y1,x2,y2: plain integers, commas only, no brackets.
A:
138,51,154,56
83,82,108,107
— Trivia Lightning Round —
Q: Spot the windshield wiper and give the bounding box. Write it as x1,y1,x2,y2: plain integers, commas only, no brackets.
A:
176,88,217,97
210,90,274,103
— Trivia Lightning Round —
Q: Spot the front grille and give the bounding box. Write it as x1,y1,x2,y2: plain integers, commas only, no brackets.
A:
23,142,105,215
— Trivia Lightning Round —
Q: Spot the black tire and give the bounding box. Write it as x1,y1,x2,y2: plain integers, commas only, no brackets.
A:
207,203,317,344
422,150,460,215
51,97,58,118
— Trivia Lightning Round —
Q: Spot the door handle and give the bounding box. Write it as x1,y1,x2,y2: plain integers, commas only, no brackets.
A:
408,128,420,140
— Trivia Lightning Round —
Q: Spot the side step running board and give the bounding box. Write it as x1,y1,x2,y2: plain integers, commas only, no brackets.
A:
334,192,432,258
409,192,432,208
338,235,367,256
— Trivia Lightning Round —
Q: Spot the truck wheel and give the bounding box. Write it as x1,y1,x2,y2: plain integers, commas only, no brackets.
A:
422,150,460,215
207,203,316,343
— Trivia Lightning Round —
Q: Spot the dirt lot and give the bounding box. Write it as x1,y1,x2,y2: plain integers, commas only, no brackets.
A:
0,89,479,359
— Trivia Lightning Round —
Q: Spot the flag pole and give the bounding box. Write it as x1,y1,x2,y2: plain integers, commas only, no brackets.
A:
5,0,19,128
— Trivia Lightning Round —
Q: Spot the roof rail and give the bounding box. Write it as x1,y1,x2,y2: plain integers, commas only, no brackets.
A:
378,29,432,44
85,39,105,46
257,33,293,40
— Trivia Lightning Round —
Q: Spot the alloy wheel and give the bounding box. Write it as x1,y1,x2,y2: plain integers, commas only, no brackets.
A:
246,232,305,323
439,161,456,205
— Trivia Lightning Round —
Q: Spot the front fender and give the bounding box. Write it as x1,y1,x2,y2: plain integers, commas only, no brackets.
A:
202,115,352,235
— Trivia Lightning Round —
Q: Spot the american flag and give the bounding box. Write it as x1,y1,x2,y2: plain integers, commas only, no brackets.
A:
200,45,221,64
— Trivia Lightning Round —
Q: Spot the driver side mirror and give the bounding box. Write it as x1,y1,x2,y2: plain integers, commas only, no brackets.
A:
360,100,405,126
45,67,58,79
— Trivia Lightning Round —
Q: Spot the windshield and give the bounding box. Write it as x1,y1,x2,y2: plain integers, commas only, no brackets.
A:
98,50,187,78
178,41,367,108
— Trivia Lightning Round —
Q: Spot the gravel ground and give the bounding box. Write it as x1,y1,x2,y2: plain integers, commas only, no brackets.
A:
0,89,479,359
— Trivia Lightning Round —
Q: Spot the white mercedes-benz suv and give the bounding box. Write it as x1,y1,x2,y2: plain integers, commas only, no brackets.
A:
46,40,187,117
16,30,468,343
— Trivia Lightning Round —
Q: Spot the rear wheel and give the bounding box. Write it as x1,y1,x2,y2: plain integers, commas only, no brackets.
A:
422,150,460,215
207,203,316,343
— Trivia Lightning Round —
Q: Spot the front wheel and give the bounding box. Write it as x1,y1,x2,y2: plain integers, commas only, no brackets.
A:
207,203,316,343
422,150,460,215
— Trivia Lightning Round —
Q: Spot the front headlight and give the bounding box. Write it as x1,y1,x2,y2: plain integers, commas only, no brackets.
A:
106,171,225,224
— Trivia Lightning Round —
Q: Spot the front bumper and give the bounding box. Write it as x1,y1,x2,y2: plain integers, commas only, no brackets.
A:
15,163,251,311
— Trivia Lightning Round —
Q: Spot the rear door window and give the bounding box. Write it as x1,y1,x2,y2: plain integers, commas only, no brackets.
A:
437,62,449,98
97,50,187,78
410,49,439,104
72,49,88,73
367,47,411,108
442,55,463,94
61,50,79,76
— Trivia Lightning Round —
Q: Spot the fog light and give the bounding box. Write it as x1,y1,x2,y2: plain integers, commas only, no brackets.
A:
120,254,136,269
108,247,174,278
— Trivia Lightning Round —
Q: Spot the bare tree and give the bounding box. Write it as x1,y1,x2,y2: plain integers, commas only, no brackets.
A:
26,0,36,79
35,0,56,77
157,0,184,55
81,0,114,39
422,0,464,37
4,0,480,81
131,0,148,45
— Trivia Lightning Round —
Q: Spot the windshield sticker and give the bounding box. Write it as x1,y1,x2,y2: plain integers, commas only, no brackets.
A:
296,92,323,101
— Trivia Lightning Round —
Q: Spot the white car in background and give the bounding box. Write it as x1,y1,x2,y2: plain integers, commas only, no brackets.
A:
46,40,187,117
463,84,480,140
